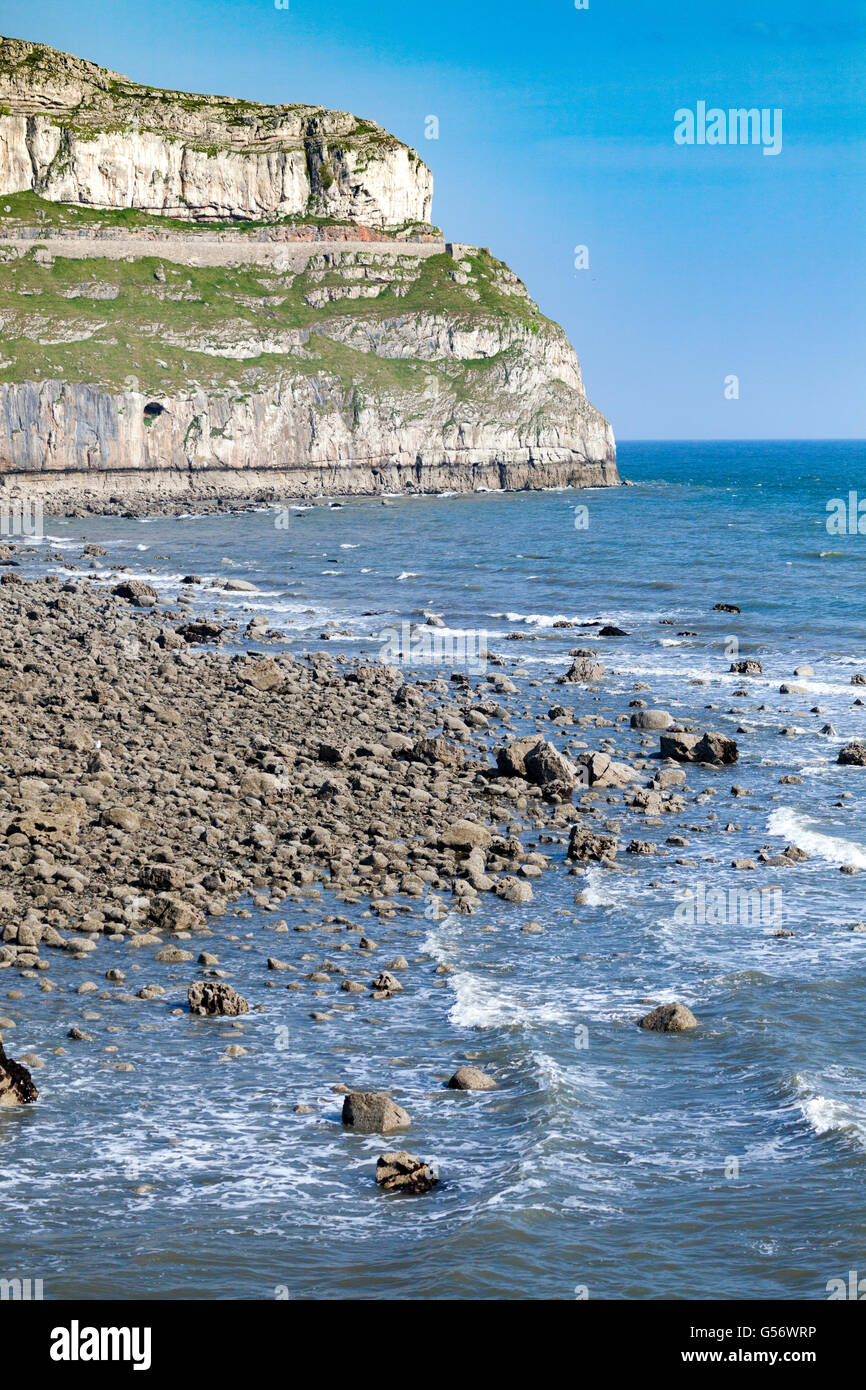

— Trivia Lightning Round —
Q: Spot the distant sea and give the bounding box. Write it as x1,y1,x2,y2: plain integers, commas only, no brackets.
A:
4,440,866,1300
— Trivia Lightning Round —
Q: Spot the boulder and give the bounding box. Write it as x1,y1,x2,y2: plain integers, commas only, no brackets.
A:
630,709,674,731
155,946,194,963
439,819,491,851
239,658,284,692
523,740,579,801
548,704,573,723
567,824,618,862
496,737,578,800
187,982,249,1017
638,1002,698,1033
101,806,142,833
838,742,866,766
239,769,282,801
407,736,464,768
176,620,223,643
341,1091,410,1133
729,659,762,675
112,580,159,606
10,805,82,843
372,971,403,995
694,732,739,765
150,896,206,933
558,658,605,683
577,750,638,788
140,863,186,891
493,875,533,904
496,736,544,779
375,1151,438,1193
650,766,687,788
658,731,701,761
317,742,347,765
447,1066,496,1091
0,1042,38,1106
659,731,738,765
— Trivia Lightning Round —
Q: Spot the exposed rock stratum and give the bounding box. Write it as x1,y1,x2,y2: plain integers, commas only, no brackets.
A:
0,37,617,509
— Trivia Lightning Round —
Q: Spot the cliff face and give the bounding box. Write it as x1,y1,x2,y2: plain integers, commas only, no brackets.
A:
0,37,432,228
0,38,617,508
0,373,616,507
0,239,616,505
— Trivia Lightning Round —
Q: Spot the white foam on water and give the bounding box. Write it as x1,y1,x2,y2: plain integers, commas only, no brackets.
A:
580,867,621,908
768,807,866,869
38,534,80,549
790,1071,866,1149
397,571,419,580
447,970,569,1029
420,919,458,963
423,921,569,1029
503,611,577,627
795,761,836,777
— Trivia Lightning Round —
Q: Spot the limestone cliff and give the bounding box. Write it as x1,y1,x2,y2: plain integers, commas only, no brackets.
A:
0,38,617,509
0,37,432,228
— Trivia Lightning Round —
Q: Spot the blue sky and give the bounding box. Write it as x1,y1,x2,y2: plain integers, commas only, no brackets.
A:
3,0,864,438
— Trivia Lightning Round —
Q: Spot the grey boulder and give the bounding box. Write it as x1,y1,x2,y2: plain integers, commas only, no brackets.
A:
341,1091,411,1134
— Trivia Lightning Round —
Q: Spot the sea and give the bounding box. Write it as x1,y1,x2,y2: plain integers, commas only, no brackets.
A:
2,439,865,1300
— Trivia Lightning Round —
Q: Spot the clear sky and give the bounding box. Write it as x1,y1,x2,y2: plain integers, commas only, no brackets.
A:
2,0,864,438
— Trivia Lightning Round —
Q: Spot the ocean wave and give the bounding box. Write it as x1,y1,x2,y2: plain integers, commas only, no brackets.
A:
789,1071,866,1149
767,807,866,868
422,922,570,1029
502,611,583,628
579,867,622,908
447,970,569,1029
38,534,80,550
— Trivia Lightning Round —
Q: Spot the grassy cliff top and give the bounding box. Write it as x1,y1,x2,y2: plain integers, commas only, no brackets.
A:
0,236,559,402
0,191,440,240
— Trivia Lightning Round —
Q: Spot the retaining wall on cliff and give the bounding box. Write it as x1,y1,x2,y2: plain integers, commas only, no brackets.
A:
0,231,447,270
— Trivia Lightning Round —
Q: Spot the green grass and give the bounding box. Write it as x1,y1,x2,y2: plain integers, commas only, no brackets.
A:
0,232,564,405
0,191,439,239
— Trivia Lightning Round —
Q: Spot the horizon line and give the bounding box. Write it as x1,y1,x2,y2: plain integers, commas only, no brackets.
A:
616,437,866,444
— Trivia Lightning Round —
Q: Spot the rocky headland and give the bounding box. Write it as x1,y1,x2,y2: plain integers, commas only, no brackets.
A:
0,37,617,511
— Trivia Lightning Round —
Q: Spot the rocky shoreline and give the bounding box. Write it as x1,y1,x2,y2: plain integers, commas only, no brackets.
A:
0,456,620,517
4,537,855,1183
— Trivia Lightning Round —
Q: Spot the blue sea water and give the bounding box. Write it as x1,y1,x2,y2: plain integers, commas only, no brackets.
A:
3,440,866,1300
